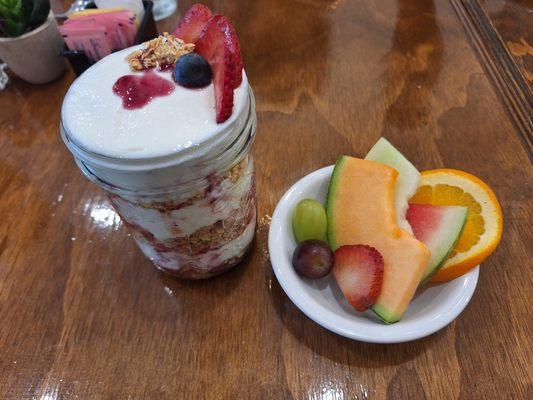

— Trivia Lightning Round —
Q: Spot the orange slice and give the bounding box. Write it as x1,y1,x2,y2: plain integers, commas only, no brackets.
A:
410,169,503,282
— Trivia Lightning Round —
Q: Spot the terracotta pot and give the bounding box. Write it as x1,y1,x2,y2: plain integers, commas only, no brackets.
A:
0,12,65,84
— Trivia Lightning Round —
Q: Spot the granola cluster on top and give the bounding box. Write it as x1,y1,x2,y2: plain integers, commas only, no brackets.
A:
126,32,195,71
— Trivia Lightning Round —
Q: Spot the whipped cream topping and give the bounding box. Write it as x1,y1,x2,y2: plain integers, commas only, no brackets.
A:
61,46,249,159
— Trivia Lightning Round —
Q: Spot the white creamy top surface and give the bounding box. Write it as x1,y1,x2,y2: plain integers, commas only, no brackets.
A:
61,47,249,159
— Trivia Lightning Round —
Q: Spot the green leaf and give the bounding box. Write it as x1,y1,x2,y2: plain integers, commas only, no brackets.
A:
13,0,22,15
10,0,22,15
0,0,24,36
0,0,22,19
0,0,48,36
0,17,24,36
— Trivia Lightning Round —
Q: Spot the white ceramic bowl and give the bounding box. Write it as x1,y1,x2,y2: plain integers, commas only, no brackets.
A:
268,166,479,343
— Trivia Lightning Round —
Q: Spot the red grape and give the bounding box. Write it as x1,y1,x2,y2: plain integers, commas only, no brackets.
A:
292,240,334,279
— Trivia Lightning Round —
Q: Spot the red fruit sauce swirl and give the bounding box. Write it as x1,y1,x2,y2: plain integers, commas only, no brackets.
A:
113,71,174,109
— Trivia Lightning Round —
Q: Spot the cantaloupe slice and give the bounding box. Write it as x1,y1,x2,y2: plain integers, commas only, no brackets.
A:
327,156,431,323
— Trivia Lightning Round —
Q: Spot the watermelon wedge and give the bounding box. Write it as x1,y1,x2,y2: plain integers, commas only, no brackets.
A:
406,204,468,284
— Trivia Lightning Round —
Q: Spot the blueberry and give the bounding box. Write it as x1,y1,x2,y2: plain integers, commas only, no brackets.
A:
173,53,212,88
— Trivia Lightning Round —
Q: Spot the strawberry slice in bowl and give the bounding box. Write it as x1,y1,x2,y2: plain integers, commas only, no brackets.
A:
195,15,243,123
172,3,213,44
333,245,384,312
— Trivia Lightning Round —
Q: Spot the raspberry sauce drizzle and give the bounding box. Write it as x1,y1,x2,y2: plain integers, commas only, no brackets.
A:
113,71,175,109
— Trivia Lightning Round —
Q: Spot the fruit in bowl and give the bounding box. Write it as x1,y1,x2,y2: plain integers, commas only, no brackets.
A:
286,138,502,324
292,240,333,279
332,245,384,312
292,199,327,243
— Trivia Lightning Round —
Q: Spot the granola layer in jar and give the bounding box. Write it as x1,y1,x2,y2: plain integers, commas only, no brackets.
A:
110,156,256,278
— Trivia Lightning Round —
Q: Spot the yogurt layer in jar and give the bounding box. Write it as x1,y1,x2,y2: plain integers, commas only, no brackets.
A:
61,43,257,279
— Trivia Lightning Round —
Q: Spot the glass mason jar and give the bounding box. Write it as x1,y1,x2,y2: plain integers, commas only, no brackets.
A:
61,88,257,279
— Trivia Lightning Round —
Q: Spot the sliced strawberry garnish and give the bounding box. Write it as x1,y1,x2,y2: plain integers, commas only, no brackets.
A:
196,14,243,89
211,45,235,123
195,15,242,123
332,245,384,312
172,4,213,44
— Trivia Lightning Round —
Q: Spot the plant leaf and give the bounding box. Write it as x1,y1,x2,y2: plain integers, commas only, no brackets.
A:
0,0,22,19
0,0,48,36
0,17,24,36
0,0,25,36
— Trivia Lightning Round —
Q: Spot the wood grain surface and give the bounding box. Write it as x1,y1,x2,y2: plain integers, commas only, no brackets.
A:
1,0,532,399
481,0,533,88
450,0,532,151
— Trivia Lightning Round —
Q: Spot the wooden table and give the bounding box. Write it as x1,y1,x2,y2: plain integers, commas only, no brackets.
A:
1,1,531,398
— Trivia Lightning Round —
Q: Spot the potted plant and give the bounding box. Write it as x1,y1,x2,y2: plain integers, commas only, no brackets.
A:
0,0,65,84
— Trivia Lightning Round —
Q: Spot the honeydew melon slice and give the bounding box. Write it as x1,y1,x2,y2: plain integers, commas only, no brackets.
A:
365,138,420,234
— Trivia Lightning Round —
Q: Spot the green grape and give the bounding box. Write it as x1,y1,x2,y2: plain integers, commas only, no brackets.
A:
292,199,327,243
